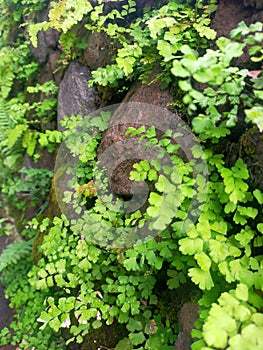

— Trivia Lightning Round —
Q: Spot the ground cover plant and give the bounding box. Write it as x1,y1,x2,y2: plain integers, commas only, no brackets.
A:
0,1,262,349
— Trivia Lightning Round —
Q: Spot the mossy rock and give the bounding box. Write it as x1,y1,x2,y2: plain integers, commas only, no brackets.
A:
32,177,61,263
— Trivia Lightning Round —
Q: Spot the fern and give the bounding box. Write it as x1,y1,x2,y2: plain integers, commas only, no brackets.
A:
0,98,23,170
0,97,15,130
0,239,33,272
0,47,15,98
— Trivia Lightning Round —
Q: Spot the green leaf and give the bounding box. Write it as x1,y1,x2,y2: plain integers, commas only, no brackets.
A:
146,250,163,269
253,189,263,204
179,237,203,255
157,40,178,61
148,192,163,207
188,268,214,290
210,221,227,235
55,259,66,273
123,257,139,271
179,79,192,91
195,252,212,271
116,338,132,350
7,124,28,148
245,107,263,132
127,318,143,332
148,168,158,181
49,317,61,332
235,284,248,301
116,56,136,76
192,116,214,133
230,21,249,39
155,175,175,193
171,60,190,78
129,332,146,346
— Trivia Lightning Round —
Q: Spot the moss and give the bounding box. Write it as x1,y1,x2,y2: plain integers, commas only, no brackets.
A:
32,177,61,263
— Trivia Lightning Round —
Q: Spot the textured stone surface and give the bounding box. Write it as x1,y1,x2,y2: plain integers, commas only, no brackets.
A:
244,0,263,9
83,31,114,71
97,67,182,197
211,0,263,65
212,0,263,39
57,62,101,130
174,303,199,350
30,26,60,64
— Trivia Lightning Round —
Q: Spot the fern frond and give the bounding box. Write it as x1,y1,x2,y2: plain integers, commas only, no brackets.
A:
0,97,16,138
0,239,33,272
0,97,24,169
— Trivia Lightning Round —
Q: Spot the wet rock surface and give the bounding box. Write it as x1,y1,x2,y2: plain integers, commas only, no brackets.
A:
82,31,114,71
57,62,101,131
97,67,176,197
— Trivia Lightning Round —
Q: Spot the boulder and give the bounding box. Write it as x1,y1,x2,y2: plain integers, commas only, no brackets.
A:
97,67,182,197
83,31,115,71
57,62,101,130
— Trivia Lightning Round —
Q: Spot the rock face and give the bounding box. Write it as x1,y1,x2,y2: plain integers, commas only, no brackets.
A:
30,28,60,65
243,0,263,9
97,68,176,197
212,0,263,40
174,303,199,350
57,62,101,130
83,31,114,71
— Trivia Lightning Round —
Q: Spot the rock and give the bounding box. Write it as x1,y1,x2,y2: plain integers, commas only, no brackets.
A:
83,31,115,71
22,149,55,172
232,127,263,191
211,0,263,66
28,2,60,65
244,0,263,9
174,303,199,350
30,30,49,64
44,28,60,49
97,67,185,197
57,62,101,130
212,0,263,39
90,0,168,10
45,49,63,83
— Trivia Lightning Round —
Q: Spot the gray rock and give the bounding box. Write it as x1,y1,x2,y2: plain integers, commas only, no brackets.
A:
83,31,114,71
57,62,101,130
174,303,199,350
30,29,60,64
